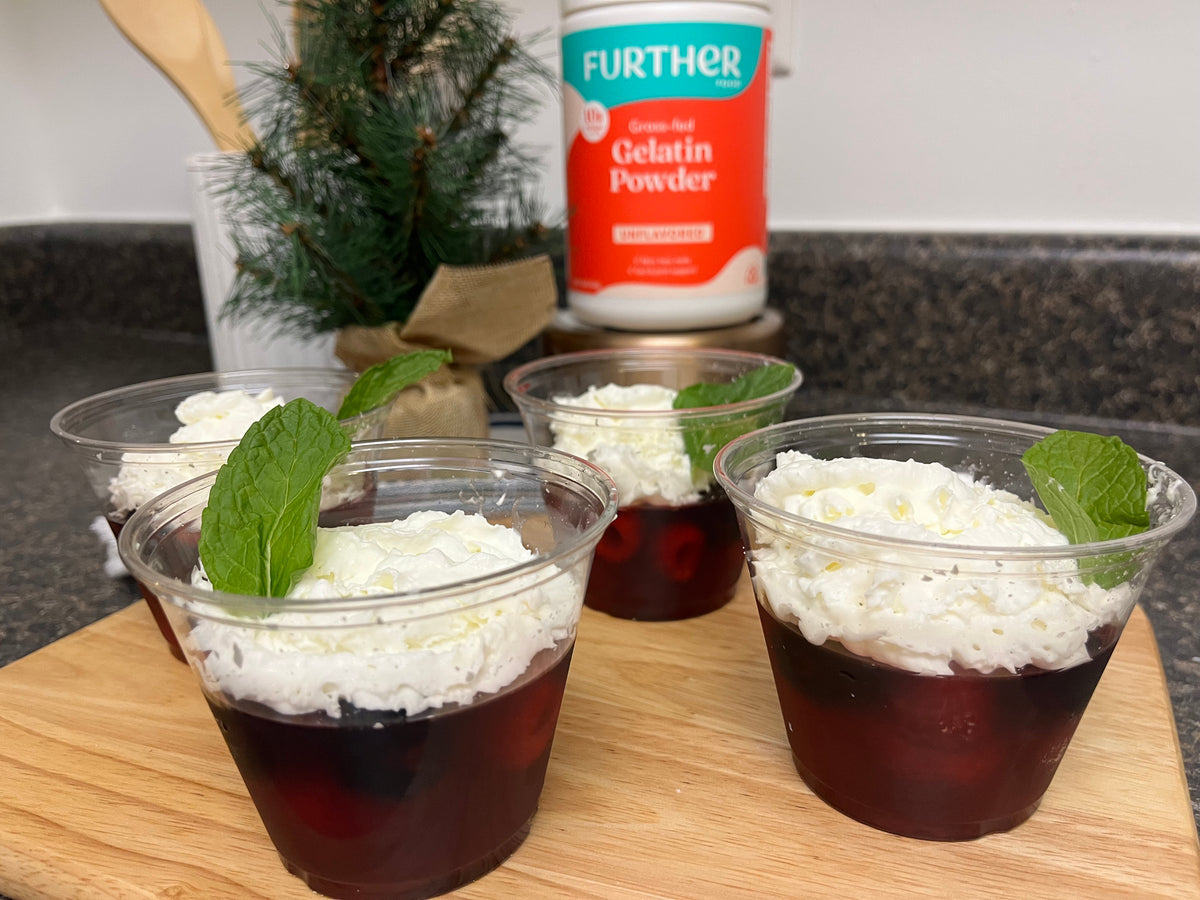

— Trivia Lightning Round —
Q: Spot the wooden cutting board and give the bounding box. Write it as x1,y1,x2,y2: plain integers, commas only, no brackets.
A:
1,580,1197,899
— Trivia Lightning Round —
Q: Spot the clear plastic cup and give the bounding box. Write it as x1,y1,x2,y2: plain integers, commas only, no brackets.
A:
50,368,388,659
715,413,1196,840
117,438,617,899
504,348,801,620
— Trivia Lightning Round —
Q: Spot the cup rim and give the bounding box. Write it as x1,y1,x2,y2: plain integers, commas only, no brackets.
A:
50,367,365,454
714,412,1197,560
502,347,803,420
118,437,620,623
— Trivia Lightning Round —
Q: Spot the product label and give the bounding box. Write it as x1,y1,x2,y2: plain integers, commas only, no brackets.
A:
562,21,770,300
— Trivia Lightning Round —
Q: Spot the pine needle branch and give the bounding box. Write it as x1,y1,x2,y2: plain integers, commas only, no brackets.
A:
219,0,556,335
448,36,515,135
391,0,458,81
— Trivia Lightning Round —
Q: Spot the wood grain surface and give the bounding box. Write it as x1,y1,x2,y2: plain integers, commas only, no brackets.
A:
1,579,1197,899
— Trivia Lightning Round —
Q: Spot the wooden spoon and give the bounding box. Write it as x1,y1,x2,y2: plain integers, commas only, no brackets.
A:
98,0,256,151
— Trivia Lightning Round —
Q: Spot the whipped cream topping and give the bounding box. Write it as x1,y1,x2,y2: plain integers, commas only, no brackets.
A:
549,383,705,505
188,510,580,718
752,451,1131,675
109,389,283,516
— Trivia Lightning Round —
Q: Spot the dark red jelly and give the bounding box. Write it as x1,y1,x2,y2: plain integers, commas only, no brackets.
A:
207,645,573,899
106,514,186,661
756,601,1118,840
584,492,745,620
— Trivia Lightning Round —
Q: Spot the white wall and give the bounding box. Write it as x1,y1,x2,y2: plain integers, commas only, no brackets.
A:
2,0,1199,233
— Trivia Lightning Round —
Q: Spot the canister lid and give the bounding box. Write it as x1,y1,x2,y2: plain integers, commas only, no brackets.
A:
561,0,771,16
542,308,785,356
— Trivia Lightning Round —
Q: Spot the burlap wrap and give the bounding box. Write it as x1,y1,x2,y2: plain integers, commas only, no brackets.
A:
335,255,557,438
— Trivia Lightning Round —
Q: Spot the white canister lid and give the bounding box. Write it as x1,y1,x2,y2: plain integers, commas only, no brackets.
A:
562,0,771,16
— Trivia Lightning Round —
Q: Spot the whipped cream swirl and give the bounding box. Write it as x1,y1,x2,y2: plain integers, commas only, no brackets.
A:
109,389,283,516
188,511,580,718
549,383,705,505
752,452,1131,675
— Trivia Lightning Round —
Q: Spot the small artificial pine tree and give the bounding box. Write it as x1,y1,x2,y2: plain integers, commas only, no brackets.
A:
221,0,554,335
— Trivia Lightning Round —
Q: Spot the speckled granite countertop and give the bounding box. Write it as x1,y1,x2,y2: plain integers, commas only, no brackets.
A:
1,225,1197,842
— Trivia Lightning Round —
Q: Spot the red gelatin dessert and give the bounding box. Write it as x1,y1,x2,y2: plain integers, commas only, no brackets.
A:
756,602,1118,841
106,515,186,661
210,646,573,900
585,491,745,620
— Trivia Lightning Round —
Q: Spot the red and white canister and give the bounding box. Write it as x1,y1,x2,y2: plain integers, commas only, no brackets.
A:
561,0,772,331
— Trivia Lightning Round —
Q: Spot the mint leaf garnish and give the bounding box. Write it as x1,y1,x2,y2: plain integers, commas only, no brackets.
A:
336,349,452,420
198,398,351,597
1021,430,1150,544
672,363,796,481
673,363,796,410
1021,430,1150,590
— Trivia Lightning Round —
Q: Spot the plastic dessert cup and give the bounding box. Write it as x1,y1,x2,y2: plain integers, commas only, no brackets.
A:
50,368,387,660
118,438,617,900
714,413,1195,841
504,347,801,621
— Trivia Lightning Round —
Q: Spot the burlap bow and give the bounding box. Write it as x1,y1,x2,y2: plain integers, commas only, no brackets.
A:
335,255,557,437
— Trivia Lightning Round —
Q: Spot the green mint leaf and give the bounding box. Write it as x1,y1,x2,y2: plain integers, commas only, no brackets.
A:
1021,430,1150,589
672,363,796,481
673,363,796,410
336,349,452,420
1021,430,1149,543
198,398,351,597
